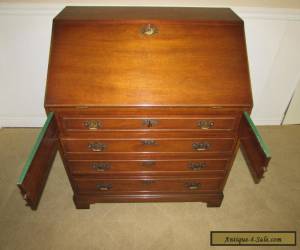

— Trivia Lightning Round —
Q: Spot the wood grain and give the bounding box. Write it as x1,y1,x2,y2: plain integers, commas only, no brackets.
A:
45,11,252,107
61,138,235,153
67,159,228,176
20,7,269,209
55,7,242,23
61,115,238,131
73,177,223,193
18,115,58,210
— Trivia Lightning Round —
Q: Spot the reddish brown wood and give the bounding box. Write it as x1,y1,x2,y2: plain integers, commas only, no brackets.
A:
45,8,252,108
61,115,238,131
55,110,242,137
18,116,58,210
67,159,228,176
206,194,224,207
73,195,90,209
50,107,248,115
61,138,235,153
55,7,242,23
73,192,224,207
239,114,271,183
64,152,235,161
219,140,241,190
19,7,270,210
73,177,223,193
56,132,79,195
59,130,238,139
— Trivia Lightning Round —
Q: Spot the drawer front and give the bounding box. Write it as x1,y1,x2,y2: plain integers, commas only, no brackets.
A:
61,138,235,153
61,116,237,131
74,177,223,193
68,159,228,175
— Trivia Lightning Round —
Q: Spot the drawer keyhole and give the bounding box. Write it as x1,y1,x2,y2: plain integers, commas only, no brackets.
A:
142,180,156,185
142,161,156,167
143,119,158,128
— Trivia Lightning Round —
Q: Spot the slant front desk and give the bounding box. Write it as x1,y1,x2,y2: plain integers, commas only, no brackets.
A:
18,7,271,209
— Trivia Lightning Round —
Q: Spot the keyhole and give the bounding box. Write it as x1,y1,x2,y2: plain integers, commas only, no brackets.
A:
143,119,158,128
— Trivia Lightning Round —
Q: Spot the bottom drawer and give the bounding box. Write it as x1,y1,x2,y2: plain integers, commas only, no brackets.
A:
74,177,223,193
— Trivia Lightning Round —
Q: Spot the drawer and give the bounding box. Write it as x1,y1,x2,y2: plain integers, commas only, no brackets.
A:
74,177,223,193
60,115,238,131
68,159,228,176
61,138,235,153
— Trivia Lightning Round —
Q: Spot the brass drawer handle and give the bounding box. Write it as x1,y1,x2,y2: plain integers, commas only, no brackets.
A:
143,119,158,128
141,24,158,36
192,142,210,151
185,182,201,190
96,183,112,191
197,120,214,129
92,162,111,171
142,140,157,146
189,162,207,170
88,142,107,152
142,161,156,167
83,120,101,130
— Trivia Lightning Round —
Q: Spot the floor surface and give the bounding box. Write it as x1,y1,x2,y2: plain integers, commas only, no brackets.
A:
0,126,299,250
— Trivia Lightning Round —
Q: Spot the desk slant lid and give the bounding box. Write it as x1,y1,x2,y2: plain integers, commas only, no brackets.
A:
45,7,252,108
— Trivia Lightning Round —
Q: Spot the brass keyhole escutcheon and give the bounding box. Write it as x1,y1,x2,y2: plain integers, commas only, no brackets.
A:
143,119,158,128
142,161,156,167
189,162,207,170
142,180,155,185
141,24,158,36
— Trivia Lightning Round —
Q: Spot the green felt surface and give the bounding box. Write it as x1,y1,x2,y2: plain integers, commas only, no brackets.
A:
243,112,271,158
17,112,54,185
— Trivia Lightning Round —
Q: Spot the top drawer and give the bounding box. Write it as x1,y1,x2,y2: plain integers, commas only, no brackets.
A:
60,115,239,132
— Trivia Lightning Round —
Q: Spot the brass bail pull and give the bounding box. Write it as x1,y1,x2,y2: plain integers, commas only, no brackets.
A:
192,142,210,151
83,120,101,130
142,140,157,146
88,142,107,152
197,120,214,129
